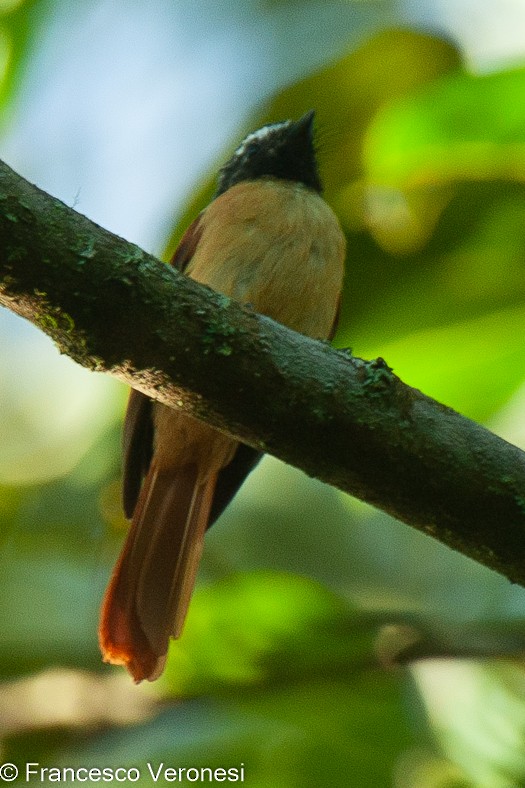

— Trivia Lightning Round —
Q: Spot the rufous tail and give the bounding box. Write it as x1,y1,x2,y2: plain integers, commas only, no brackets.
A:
99,461,216,682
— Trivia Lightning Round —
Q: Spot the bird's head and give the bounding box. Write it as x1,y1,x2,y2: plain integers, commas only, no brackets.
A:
216,110,321,196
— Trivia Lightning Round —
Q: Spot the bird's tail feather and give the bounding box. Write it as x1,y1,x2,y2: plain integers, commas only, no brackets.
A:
99,460,216,682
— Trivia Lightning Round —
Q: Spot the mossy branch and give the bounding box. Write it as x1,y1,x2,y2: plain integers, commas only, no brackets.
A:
1,158,525,584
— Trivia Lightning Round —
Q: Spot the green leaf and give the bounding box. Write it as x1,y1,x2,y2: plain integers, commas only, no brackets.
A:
360,302,525,422
0,1,49,122
365,67,525,188
160,571,376,696
361,66,525,253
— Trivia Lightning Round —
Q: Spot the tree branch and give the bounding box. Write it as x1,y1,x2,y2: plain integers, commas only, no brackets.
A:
1,158,525,584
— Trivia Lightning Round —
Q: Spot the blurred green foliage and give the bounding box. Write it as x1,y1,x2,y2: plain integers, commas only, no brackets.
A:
0,0,46,120
4,4,525,786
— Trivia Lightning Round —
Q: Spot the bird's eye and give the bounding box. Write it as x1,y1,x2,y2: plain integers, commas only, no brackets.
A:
245,142,258,156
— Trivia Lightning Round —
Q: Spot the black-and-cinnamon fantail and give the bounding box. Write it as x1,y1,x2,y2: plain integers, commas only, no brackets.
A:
99,110,346,682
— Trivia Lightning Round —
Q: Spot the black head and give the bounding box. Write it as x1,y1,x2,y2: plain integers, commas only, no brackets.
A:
216,110,322,196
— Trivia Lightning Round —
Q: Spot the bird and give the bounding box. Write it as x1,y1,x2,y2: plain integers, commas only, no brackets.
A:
98,110,346,682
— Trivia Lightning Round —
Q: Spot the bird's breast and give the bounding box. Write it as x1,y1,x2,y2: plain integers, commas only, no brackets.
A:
186,179,346,340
